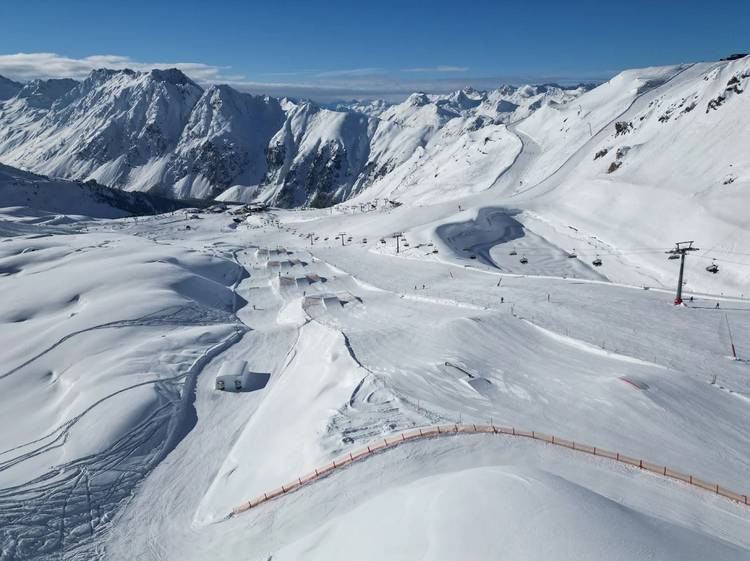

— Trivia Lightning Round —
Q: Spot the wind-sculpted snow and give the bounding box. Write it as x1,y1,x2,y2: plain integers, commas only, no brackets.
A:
0,228,246,560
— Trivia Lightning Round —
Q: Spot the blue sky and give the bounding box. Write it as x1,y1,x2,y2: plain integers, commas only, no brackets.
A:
1,0,748,100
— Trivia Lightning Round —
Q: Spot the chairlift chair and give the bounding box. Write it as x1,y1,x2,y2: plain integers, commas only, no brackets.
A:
592,256,603,267
568,250,577,258
668,254,680,260
520,256,528,264
706,260,719,274
510,249,518,256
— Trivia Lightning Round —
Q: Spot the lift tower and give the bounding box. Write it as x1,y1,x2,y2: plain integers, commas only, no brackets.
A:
666,241,699,305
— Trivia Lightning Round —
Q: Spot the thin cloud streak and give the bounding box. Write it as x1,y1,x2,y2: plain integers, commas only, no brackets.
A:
0,52,229,83
402,65,469,73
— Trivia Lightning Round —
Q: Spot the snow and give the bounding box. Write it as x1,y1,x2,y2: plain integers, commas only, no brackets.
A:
268,464,746,561
2,56,750,560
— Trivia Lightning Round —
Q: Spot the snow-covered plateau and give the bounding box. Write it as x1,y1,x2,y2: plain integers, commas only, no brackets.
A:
1,55,749,560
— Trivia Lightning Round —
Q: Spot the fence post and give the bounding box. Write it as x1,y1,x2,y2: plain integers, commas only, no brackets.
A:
552,436,555,444
315,468,318,476
401,434,405,441
419,428,423,436
639,460,643,469
349,452,353,460
593,446,596,455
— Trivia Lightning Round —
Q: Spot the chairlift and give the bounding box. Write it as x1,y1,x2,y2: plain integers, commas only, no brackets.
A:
567,249,577,258
592,256,603,267
706,260,719,274
520,256,528,264
668,254,680,260
510,248,518,256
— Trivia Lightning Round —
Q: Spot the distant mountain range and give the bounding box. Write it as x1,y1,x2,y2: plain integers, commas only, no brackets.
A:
0,68,587,206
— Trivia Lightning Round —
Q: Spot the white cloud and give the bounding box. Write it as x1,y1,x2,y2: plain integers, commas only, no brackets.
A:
0,52,230,83
312,67,386,78
402,65,470,73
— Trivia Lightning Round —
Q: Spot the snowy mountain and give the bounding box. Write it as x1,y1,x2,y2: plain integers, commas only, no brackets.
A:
328,98,393,117
0,69,589,206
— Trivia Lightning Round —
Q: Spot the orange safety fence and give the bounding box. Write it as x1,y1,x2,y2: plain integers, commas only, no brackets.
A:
231,423,750,516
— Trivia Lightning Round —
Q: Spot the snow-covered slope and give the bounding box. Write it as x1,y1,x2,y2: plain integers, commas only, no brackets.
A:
508,57,750,294
0,162,187,222
2,195,749,560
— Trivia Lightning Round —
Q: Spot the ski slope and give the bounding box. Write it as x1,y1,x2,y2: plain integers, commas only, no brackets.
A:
1,202,746,560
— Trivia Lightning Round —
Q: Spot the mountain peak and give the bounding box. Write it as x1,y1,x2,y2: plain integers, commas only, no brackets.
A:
148,68,195,86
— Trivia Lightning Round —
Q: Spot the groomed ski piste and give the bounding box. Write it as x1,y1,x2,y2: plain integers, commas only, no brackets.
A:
1,58,750,561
